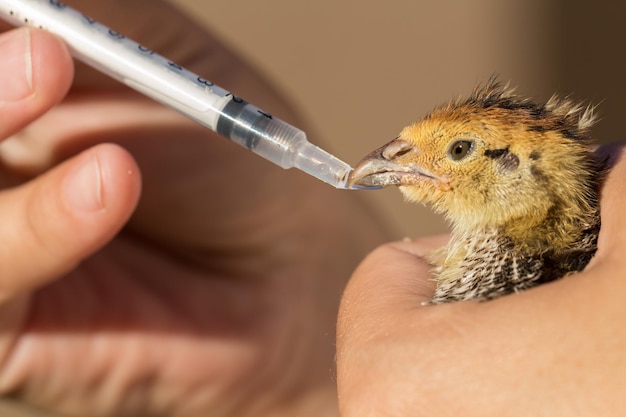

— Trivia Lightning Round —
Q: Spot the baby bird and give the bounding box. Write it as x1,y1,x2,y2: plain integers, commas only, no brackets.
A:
349,79,603,303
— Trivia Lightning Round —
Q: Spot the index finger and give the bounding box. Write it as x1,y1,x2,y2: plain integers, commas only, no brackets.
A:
0,28,73,139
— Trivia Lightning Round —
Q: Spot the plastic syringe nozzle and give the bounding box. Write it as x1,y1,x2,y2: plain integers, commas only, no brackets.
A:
292,140,354,188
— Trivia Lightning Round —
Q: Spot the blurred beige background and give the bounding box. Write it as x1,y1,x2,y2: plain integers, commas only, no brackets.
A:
2,0,625,416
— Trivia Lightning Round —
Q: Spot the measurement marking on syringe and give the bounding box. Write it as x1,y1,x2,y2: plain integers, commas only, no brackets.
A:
0,0,362,189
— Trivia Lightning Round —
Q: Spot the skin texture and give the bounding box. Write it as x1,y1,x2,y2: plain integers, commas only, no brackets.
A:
0,1,388,416
337,144,626,416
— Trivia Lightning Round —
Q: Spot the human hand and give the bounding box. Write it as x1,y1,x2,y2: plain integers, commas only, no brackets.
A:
336,144,626,416
0,1,388,416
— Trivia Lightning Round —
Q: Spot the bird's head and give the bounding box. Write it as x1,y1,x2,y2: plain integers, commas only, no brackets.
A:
350,79,600,239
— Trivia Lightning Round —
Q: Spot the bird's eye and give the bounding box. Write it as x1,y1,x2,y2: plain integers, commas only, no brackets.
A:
448,140,474,161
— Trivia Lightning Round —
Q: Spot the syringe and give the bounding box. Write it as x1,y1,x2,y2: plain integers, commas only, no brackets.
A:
0,0,362,189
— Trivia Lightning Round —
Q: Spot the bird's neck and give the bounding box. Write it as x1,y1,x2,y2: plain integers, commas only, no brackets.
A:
446,195,600,256
500,202,600,254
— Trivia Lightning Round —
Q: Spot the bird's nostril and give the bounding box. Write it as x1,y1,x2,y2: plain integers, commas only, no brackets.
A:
382,139,413,160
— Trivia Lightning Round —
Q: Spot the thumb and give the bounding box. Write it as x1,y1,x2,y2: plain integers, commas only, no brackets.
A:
0,143,141,301
336,236,448,417
337,236,447,346
337,236,448,370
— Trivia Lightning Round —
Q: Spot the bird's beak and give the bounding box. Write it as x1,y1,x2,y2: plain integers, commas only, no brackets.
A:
348,138,439,188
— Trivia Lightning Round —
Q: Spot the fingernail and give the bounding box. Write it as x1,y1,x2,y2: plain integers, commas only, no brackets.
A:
0,28,33,103
64,153,105,213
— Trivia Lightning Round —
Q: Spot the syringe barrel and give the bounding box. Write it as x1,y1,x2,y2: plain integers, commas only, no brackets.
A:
0,0,357,188
216,99,306,168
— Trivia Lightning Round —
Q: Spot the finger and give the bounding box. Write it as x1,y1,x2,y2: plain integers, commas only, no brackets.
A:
595,142,626,255
0,143,140,300
337,236,448,343
0,27,73,139
337,236,450,416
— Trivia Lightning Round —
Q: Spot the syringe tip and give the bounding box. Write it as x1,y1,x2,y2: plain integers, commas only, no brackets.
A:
292,141,380,189
293,141,350,188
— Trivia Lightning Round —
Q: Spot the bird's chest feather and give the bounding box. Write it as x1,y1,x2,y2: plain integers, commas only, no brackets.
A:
430,231,550,303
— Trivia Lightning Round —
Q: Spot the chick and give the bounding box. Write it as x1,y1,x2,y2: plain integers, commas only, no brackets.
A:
349,79,603,303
